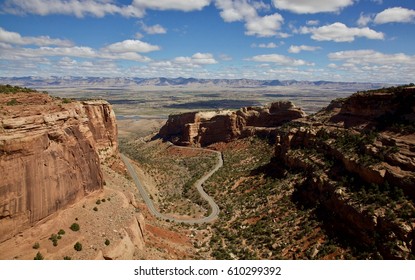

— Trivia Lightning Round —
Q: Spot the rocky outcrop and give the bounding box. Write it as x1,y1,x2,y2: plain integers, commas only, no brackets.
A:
274,86,415,259
102,214,145,260
0,93,118,243
159,101,306,146
319,87,415,129
82,100,118,160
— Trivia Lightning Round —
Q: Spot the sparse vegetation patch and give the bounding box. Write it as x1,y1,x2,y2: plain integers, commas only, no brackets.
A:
70,223,80,232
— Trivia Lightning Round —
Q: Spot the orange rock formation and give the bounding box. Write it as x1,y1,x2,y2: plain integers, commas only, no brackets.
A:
159,101,307,146
0,93,117,242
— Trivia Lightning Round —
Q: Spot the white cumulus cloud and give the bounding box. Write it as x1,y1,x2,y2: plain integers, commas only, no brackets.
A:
104,39,160,53
248,54,312,66
215,0,284,37
301,22,384,42
306,20,320,26
2,0,211,18
288,45,320,53
374,7,415,24
244,13,283,37
132,0,211,11
174,53,217,65
327,49,415,83
140,22,167,34
251,42,278,48
2,0,144,18
0,27,73,46
272,0,354,14
357,13,373,27
328,49,415,65
0,32,159,63
215,0,257,22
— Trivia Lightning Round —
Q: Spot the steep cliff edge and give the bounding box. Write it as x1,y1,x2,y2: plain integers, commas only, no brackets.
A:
275,86,415,259
159,101,306,146
0,92,118,243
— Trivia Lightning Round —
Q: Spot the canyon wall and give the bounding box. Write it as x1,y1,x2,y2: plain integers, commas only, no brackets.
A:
159,101,306,146
274,87,415,259
0,93,118,242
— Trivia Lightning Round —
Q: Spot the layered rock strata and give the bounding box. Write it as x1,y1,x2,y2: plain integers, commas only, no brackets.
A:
275,87,415,259
0,93,117,242
159,101,306,146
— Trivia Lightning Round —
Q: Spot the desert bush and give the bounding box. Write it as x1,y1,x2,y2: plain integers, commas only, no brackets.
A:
70,223,80,231
32,242,40,249
49,234,58,245
105,239,110,246
6,99,19,106
34,252,44,260
74,242,82,251
0,84,36,94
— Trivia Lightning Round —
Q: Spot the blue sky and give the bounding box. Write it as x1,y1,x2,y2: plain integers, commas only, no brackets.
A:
1,0,414,83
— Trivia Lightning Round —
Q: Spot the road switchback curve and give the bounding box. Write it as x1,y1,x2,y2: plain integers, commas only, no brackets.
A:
120,145,222,224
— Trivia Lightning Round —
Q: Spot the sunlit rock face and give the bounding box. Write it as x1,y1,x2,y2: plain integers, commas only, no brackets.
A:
0,93,118,242
159,101,307,146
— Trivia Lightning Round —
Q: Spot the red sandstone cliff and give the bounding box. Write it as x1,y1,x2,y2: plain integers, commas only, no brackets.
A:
0,92,118,242
274,87,415,259
159,101,307,146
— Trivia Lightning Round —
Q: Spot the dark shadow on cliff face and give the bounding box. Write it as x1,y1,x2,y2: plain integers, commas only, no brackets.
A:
291,178,385,259
249,158,288,179
150,133,163,142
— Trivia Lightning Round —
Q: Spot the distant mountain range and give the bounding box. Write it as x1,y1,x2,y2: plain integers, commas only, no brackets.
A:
0,76,388,90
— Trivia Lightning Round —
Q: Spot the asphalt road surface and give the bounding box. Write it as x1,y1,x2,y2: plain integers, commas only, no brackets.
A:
120,145,222,224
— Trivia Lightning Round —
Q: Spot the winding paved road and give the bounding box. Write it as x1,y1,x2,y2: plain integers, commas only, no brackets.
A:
120,145,222,224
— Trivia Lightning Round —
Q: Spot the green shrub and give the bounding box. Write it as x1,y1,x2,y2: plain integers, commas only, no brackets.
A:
0,84,36,94
32,242,40,249
49,234,58,243
74,242,82,251
58,229,65,235
63,256,72,260
6,99,18,106
70,223,80,231
34,252,44,260
93,206,98,211
96,199,101,205
105,239,110,246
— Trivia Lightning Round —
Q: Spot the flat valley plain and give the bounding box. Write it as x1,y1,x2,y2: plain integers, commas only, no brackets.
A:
43,84,368,135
